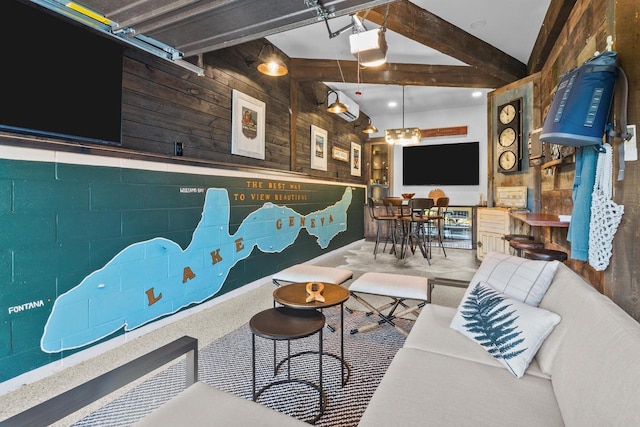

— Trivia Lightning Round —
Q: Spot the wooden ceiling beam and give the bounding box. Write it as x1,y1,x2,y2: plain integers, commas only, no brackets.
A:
359,0,526,84
289,59,506,88
527,0,577,73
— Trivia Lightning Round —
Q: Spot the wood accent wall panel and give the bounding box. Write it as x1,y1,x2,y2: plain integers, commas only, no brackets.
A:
609,0,640,319
121,39,369,185
535,0,639,319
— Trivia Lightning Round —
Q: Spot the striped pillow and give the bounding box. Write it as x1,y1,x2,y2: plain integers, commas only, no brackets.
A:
465,251,559,307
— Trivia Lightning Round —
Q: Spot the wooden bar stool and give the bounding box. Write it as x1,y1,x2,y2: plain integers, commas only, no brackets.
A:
503,234,534,242
509,239,544,257
524,248,568,262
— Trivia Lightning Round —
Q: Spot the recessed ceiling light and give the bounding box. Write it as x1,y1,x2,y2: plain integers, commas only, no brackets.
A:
388,101,398,107
470,20,486,29
472,91,482,98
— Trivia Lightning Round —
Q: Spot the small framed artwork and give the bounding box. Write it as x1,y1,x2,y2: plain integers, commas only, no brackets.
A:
231,89,266,159
331,146,349,162
351,142,361,176
310,125,328,171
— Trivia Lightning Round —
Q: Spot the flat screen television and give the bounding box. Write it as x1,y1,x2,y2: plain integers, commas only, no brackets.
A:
0,1,123,145
403,142,479,185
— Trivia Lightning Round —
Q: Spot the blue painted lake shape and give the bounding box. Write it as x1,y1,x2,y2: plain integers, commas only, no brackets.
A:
41,187,353,352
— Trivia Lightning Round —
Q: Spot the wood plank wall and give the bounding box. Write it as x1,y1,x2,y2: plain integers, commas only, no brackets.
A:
489,0,639,320
121,39,370,184
539,0,609,288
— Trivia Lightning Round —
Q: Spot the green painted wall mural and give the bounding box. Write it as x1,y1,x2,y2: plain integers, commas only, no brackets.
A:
0,149,364,384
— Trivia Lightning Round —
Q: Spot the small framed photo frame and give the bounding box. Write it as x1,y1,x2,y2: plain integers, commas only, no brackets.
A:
331,146,349,162
231,89,266,160
351,141,362,176
310,125,328,171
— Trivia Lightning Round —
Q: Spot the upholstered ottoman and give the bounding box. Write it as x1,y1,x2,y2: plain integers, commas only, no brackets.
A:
348,272,429,336
272,264,353,287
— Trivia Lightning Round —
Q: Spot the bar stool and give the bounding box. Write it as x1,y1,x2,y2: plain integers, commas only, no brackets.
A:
383,197,410,258
367,197,397,259
509,239,544,257
503,234,534,242
524,248,568,262
428,197,449,257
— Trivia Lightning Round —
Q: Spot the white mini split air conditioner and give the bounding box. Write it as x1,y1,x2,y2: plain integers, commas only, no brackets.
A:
334,91,360,122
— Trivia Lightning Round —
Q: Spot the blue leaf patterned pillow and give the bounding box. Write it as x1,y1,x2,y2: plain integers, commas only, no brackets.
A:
450,281,561,378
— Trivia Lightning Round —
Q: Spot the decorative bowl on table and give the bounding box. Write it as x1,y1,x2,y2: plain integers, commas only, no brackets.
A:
401,193,415,199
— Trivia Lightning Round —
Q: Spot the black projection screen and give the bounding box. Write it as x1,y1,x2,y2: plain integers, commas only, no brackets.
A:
403,142,480,186
0,1,123,145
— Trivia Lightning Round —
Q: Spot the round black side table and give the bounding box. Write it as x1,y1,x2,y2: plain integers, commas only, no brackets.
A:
250,306,326,424
272,282,351,386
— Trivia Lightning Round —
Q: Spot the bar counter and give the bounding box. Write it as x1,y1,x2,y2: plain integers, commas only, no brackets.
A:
509,212,570,228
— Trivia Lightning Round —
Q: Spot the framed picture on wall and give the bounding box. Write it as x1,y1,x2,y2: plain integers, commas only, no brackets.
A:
231,89,266,160
351,142,361,176
310,125,328,171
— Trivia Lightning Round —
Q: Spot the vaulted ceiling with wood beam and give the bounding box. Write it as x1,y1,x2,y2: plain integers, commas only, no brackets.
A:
34,0,575,116
269,0,575,116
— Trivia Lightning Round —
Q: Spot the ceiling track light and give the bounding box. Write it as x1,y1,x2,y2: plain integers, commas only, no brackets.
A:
245,44,288,77
318,90,348,114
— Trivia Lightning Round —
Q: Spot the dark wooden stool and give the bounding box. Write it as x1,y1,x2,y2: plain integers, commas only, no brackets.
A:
509,239,545,257
524,248,568,262
503,234,534,241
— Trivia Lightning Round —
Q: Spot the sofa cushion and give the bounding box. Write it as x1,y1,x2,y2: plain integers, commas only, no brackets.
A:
450,282,561,378
464,251,559,306
406,304,549,379
549,290,640,426
133,381,308,426
534,263,601,374
358,348,563,427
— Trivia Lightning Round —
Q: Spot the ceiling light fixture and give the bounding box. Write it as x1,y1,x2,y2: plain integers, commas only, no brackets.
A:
245,44,288,77
385,86,421,146
318,90,348,114
361,118,378,134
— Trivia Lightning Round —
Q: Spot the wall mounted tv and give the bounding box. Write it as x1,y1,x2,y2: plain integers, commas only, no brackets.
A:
403,142,479,186
0,1,123,145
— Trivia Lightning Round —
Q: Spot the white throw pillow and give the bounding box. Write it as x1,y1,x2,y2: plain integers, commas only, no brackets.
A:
450,282,561,378
466,251,560,307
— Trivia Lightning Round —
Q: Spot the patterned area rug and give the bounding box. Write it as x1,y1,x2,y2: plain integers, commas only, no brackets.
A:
72,308,412,426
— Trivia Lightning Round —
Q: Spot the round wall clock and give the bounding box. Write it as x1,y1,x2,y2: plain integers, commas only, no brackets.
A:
499,104,516,124
496,99,522,173
499,127,516,146
498,151,517,171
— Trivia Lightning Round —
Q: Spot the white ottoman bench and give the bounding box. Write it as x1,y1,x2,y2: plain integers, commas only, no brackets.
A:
272,264,353,287
349,272,430,337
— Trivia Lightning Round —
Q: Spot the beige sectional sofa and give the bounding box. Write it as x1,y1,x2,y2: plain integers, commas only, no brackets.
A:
137,252,640,426
358,257,640,426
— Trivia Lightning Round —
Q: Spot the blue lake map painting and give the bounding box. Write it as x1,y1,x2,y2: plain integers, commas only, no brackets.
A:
41,186,353,352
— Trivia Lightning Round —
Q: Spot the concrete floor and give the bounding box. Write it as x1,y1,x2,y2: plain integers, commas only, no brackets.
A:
0,240,477,425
